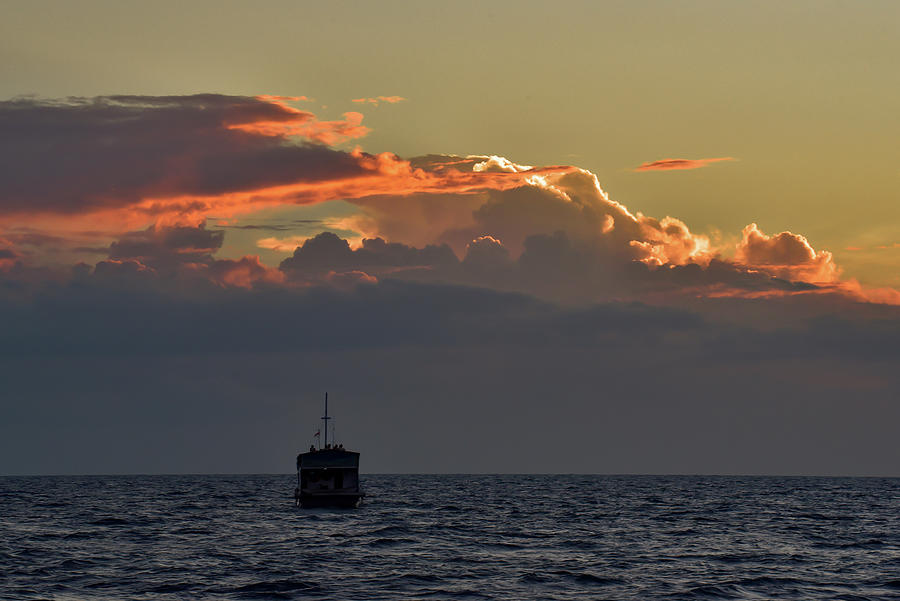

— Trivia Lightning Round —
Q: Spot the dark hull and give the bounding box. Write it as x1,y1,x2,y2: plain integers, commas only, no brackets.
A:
299,493,364,508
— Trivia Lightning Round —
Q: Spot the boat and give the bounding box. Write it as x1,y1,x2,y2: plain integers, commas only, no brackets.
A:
294,393,365,508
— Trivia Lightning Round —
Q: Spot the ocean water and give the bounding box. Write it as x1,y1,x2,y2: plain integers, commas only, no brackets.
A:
1,475,898,600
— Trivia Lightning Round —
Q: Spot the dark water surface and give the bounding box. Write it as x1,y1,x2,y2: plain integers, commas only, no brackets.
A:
1,475,898,600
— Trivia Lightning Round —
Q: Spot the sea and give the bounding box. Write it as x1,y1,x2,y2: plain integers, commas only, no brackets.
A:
1,475,898,600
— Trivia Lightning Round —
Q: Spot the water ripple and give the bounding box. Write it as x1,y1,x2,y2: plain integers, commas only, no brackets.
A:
1,475,898,600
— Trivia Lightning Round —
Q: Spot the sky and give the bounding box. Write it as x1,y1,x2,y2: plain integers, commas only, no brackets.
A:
1,1,898,475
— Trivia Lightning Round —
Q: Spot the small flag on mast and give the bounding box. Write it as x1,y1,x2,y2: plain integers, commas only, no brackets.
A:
314,429,320,438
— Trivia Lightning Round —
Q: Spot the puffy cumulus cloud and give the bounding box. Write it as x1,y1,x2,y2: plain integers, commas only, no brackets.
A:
93,258,156,280
204,256,284,289
464,184,594,255
735,223,839,283
634,157,736,172
631,216,711,267
108,223,224,270
279,232,457,282
337,191,488,250
471,155,534,173
459,236,515,286
90,253,283,292
278,231,356,274
349,165,713,269
100,223,283,290
463,236,511,268
331,161,898,303
264,228,808,305
88,258,165,293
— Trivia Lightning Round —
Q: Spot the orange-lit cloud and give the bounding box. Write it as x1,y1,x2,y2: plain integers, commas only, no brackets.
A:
256,95,312,103
257,235,310,253
0,96,575,238
226,92,369,144
124,152,577,228
735,223,838,284
204,255,285,288
351,96,407,106
840,281,900,305
0,95,376,229
1,94,898,306
634,157,735,172
227,108,371,144
471,155,534,173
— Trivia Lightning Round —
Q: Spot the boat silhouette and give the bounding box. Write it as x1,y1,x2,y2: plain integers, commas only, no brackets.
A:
294,393,365,508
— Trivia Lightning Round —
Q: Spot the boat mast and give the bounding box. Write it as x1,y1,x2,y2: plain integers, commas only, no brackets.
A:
321,392,331,448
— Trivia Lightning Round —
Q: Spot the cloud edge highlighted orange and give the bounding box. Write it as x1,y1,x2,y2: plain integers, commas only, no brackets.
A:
634,157,736,172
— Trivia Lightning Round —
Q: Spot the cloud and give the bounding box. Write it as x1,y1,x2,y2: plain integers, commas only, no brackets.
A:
256,94,312,103
471,155,534,173
101,223,285,289
108,222,224,270
215,220,321,232
0,95,371,227
463,236,512,270
843,242,900,251
735,223,838,283
324,269,378,288
1,95,579,238
204,255,285,289
0,94,896,307
228,108,371,144
634,157,735,172
0,241,19,270
323,163,895,303
262,227,828,307
7,270,881,358
351,96,407,106
257,235,311,252
345,166,714,269
279,232,457,282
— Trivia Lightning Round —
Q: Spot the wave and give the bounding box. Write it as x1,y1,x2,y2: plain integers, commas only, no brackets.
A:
3,474,897,601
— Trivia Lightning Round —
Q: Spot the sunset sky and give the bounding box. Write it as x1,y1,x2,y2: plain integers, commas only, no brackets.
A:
1,1,898,475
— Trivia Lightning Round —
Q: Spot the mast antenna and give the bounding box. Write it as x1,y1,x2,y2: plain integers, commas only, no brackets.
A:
321,392,332,448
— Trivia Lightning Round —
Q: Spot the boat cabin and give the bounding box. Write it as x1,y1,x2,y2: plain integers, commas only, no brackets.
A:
296,447,363,508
